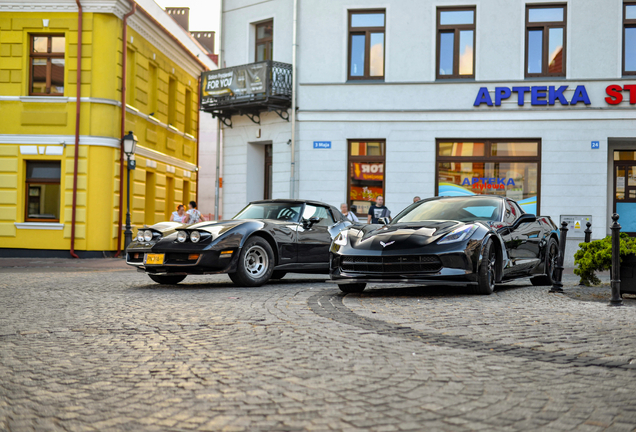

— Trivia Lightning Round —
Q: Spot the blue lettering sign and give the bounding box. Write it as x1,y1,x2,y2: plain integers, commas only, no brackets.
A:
313,141,331,149
512,86,531,106
531,86,548,105
591,141,600,149
495,87,511,106
474,87,493,106
549,85,569,105
570,85,591,105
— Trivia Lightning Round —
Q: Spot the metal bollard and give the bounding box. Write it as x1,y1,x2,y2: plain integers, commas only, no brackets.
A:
609,214,624,307
549,221,568,293
584,221,592,243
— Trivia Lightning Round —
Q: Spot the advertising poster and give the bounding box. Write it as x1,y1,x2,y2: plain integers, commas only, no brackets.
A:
201,62,268,107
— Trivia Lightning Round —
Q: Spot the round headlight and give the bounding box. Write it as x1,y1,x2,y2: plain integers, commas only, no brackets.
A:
143,230,153,242
190,231,201,243
137,231,144,242
177,231,187,243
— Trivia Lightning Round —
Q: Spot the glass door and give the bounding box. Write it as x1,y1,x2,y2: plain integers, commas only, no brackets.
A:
614,151,636,234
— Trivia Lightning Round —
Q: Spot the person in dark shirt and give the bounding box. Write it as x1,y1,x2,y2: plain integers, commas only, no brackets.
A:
367,195,392,224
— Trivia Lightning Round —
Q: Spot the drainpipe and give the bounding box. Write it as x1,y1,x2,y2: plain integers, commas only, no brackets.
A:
70,0,83,258
196,76,201,205
214,0,223,220
115,2,137,258
289,0,297,199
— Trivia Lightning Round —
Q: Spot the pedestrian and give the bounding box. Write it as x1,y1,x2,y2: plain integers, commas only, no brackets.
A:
184,201,202,225
367,195,391,224
340,203,359,222
170,204,186,223
413,196,421,203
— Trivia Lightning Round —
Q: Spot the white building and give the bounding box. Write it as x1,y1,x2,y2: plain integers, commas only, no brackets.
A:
216,0,636,264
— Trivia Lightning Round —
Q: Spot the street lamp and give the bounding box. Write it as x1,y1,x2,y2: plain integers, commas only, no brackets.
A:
123,131,138,252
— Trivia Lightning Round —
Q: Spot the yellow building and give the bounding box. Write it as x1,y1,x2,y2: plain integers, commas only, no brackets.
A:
0,0,215,257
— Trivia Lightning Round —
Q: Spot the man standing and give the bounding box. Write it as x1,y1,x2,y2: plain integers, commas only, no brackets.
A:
367,195,391,224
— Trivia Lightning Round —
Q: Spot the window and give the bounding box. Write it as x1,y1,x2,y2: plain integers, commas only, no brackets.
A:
255,20,273,61
525,5,566,77
302,205,335,227
624,3,636,75
168,77,177,126
436,7,475,79
348,140,386,217
30,35,65,95
25,161,61,222
264,144,272,200
348,10,385,80
436,140,541,215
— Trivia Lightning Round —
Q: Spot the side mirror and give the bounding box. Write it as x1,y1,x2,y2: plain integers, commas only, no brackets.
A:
378,217,390,225
303,216,321,228
512,213,536,229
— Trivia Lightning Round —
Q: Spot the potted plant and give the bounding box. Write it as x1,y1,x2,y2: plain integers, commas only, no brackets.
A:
574,233,636,293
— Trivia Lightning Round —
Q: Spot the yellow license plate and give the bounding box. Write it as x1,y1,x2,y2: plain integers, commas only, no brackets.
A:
145,253,165,265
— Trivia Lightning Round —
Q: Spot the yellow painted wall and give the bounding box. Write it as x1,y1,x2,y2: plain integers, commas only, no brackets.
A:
0,11,203,252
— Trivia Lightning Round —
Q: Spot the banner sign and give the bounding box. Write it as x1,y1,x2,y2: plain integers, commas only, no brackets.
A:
352,163,384,181
201,62,268,106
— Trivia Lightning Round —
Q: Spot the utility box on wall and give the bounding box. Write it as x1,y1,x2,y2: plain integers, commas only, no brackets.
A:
560,215,592,238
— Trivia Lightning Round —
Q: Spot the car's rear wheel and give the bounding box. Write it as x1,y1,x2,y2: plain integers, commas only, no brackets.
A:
228,237,274,287
148,274,186,285
271,271,287,280
338,283,367,293
531,237,559,286
473,239,496,295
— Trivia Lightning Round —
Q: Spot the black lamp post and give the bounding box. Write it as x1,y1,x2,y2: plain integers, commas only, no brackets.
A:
123,131,137,252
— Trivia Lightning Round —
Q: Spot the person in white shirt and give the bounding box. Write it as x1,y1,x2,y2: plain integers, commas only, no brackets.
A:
170,204,186,223
340,203,359,222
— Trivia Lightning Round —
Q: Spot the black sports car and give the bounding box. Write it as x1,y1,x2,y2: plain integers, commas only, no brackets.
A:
329,195,559,294
127,200,351,286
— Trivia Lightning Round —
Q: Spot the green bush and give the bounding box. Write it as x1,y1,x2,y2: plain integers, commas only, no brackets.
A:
574,233,636,286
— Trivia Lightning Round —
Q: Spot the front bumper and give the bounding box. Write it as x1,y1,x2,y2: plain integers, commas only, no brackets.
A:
329,242,481,286
126,246,239,275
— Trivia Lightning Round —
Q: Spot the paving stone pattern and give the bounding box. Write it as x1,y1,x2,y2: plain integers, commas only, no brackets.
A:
0,262,635,431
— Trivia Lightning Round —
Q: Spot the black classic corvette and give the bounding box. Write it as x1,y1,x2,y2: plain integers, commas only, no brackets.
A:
127,200,351,286
330,195,559,294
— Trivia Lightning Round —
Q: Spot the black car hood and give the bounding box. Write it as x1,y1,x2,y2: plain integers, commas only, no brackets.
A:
349,220,464,250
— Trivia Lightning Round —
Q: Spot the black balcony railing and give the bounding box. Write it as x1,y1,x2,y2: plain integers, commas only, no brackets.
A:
199,61,292,127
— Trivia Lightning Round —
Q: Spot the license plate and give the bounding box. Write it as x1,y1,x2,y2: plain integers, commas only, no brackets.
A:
145,253,164,265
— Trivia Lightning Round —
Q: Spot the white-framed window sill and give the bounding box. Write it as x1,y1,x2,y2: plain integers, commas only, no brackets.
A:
14,222,64,230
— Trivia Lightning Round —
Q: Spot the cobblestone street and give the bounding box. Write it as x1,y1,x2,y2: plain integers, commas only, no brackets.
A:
1,258,636,432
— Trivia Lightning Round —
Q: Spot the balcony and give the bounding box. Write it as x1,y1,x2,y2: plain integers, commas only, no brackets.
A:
199,61,292,127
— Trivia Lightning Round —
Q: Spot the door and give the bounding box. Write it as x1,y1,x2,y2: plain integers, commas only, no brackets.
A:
264,144,272,200
296,204,335,264
501,200,539,276
614,151,636,234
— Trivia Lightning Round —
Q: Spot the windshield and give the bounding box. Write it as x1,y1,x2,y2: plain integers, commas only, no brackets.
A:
395,198,503,223
233,203,302,222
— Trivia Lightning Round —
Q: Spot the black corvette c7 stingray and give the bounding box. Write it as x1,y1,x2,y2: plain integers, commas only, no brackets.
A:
329,195,559,294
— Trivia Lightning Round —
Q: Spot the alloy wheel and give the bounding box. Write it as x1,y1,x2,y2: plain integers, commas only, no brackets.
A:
244,245,269,278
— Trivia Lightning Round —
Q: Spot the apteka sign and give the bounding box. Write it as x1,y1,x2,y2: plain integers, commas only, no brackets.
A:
474,84,636,107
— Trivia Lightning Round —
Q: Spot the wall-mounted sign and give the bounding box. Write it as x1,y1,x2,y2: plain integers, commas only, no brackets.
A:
591,141,600,149
313,141,331,149
200,62,267,107
560,215,592,239
605,84,636,105
474,85,591,107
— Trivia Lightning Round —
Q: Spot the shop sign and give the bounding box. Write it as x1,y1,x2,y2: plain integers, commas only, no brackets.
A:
350,186,383,202
352,163,384,181
461,177,516,190
313,141,331,149
474,85,591,107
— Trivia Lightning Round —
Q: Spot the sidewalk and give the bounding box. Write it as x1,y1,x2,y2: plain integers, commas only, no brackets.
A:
0,257,131,272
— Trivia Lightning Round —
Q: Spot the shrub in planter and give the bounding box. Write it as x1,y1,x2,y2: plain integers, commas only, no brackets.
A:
574,233,636,286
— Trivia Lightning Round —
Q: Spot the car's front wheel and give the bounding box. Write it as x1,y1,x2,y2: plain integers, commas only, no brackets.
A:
338,283,367,293
148,274,186,285
473,239,496,295
229,237,275,287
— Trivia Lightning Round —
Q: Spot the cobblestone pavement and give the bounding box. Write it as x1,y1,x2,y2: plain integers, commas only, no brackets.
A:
1,259,635,432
